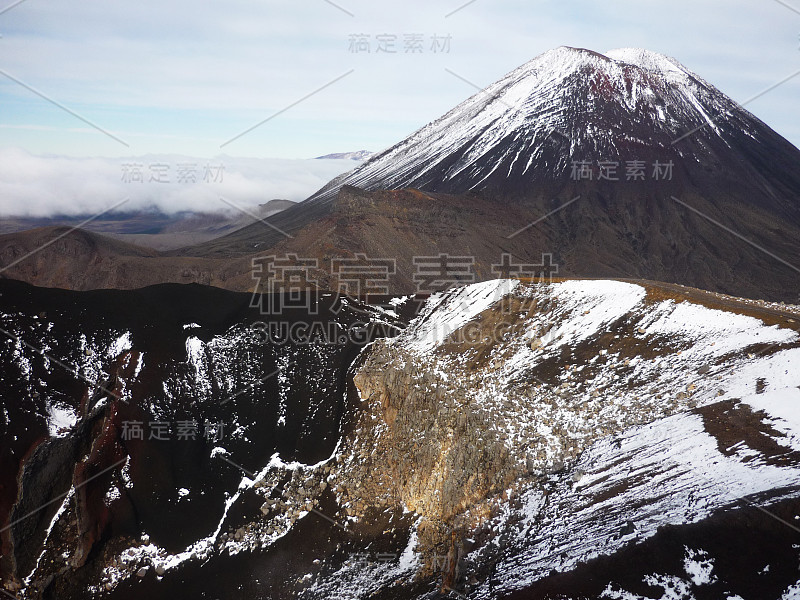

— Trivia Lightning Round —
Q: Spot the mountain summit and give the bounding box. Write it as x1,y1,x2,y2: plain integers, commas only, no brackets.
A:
306,46,800,203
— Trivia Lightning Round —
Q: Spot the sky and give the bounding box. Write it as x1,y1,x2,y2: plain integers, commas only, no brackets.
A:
0,0,798,214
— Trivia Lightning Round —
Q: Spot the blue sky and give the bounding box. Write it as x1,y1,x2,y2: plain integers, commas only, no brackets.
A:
0,0,798,160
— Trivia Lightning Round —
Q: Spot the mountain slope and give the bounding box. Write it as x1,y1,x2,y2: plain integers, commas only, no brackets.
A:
3,278,800,598
0,227,255,290
326,278,800,598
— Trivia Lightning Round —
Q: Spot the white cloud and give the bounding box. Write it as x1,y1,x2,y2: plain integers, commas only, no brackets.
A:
0,148,357,217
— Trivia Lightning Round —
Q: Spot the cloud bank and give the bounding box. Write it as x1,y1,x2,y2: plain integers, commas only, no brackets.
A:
0,148,358,217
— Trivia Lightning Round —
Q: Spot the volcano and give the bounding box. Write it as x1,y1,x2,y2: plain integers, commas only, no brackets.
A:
305,46,800,202
173,46,800,303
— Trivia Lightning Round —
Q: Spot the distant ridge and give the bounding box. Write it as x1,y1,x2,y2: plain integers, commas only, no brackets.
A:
314,150,374,161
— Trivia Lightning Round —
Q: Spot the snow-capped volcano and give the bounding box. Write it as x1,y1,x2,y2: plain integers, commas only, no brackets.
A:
306,46,800,201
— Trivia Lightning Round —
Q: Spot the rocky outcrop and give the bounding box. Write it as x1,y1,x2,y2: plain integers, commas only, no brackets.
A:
344,344,522,584
330,278,800,591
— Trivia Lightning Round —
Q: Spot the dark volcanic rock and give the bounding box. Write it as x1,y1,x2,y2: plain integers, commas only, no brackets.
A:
0,280,406,597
